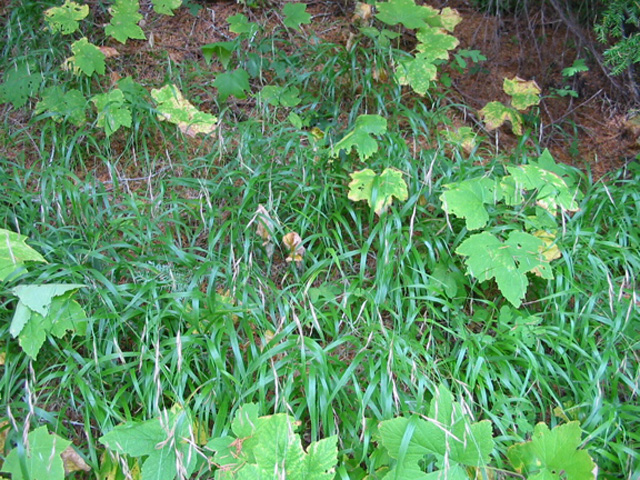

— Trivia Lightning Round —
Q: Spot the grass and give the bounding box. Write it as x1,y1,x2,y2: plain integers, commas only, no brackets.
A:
1,0,639,479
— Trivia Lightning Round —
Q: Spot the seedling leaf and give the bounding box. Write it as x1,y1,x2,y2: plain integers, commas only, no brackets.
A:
375,0,437,30
213,69,250,102
201,41,235,68
44,0,88,35
3,426,71,480
35,86,87,126
332,114,387,160
0,228,46,281
283,3,312,31
504,76,541,110
348,168,408,215
456,231,549,307
440,177,499,230
106,0,146,43
152,0,181,16
507,422,597,480
68,38,106,76
151,84,217,136
227,13,259,35
562,58,588,78
0,61,42,108
92,89,132,136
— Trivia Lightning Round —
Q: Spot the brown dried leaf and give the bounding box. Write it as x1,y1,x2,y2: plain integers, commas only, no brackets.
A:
62,446,91,474
98,46,120,58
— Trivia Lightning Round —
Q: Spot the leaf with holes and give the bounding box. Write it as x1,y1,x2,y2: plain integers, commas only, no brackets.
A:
106,0,145,43
35,86,87,126
0,61,42,108
213,69,250,102
0,228,46,282
479,101,524,135
3,426,71,480
152,0,181,16
68,38,106,76
456,230,550,307
375,0,438,30
439,177,499,230
332,114,387,160
151,84,217,136
348,168,408,215
507,422,597,480
283,3,312,30
44,0,88,35
378,384,494,479
92,89,132,136
504,76,541,110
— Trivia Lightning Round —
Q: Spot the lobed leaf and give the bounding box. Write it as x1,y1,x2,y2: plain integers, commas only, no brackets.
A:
35,86,87,126
439,177,499,230
44,0,88,35
69,38,106,76
332,114,387,160
0,228,46,281
151,84,217,136
3,426,71,480
106,0,146,44
213,69,250,102
92,89,132,136
375,0,438,30
479,101,524,135
348,168,408,215
152,0,181,16
0,61,42,108
283,3,312,31
503,76,541,110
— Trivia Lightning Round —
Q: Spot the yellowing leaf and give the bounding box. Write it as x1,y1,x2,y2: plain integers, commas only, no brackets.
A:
348,168,408,215
151,84,217,137
504,76,541,110
440,7,462,32
282,232,305,264
62,446,91,474
479,101,524,135
352,2,373,22
44,0,88,35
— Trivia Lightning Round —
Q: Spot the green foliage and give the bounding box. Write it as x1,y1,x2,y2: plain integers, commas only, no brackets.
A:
68,37,106,76
282,3,312,31
0,60,42,108
375,0,438,29
2,426,71,480
44,0,88,35
348,168,409,215
440,177,497,230
206,403,338,479
227,13,260,36
100,407,198,480
479,77,540,135
258,85,301,107
332,114,388,160
562,58,589,78
151,84,217,136
507,422,597,480
152,0,182,16
377,385,494,478
106,0,146,44
595,0,640,75
201,41,236,68
213,69,251,102
92,89,133,136
0,228,46,281
35,86,87,126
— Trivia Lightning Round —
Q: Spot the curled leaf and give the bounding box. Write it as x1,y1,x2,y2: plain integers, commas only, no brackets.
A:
282,232,305,264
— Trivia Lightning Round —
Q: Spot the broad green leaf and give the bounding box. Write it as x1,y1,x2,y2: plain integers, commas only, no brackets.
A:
439,177,499,230
213,69,250,102
17,310,51,359
0,228,46,281
395,54,438,95
562,58,588,78
152,0,181,16
11,284,84,318
302,436,338,480
375,0,438,30
3,426,71,480
258,85,301,107
106,0,146,43
504,76,541,110
507,422,596,480
348,168,408,215
92,89,132,136
479,101,524,135
201,41,235,68
227,13,259,35
44,0,88,35
415,27,459,57
282,3,312,30
0,61,42,108
456,231,549,307
35,86,87,126
332,114,387,160
68,38,106,76
378,385,494,478
231,403,260,438
48,292,88,338
151,84,217,136
252,414,306,477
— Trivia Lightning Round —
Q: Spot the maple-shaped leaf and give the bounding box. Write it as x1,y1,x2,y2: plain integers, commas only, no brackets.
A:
375,0,438,30
227,13,260,35
44,0,89,35
68,38,106,76
213,68,250,102
3,426,72,480
92,89,132,136
440,177,499,230
479,100,524,135
378,384,494,479
0,228,46,282
152,0,181,16
507,422,597,480
201,41,235,68
415,26,460,57
151,84,217,136
440,7,462,31
456,230,549,307
348,168,408,215
394,53,438,95
283,3,312,30
35,86,87,126
106,0,146,44
258,85,301,107
0,61,42,108
332,114,387,160
504,76,541,110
